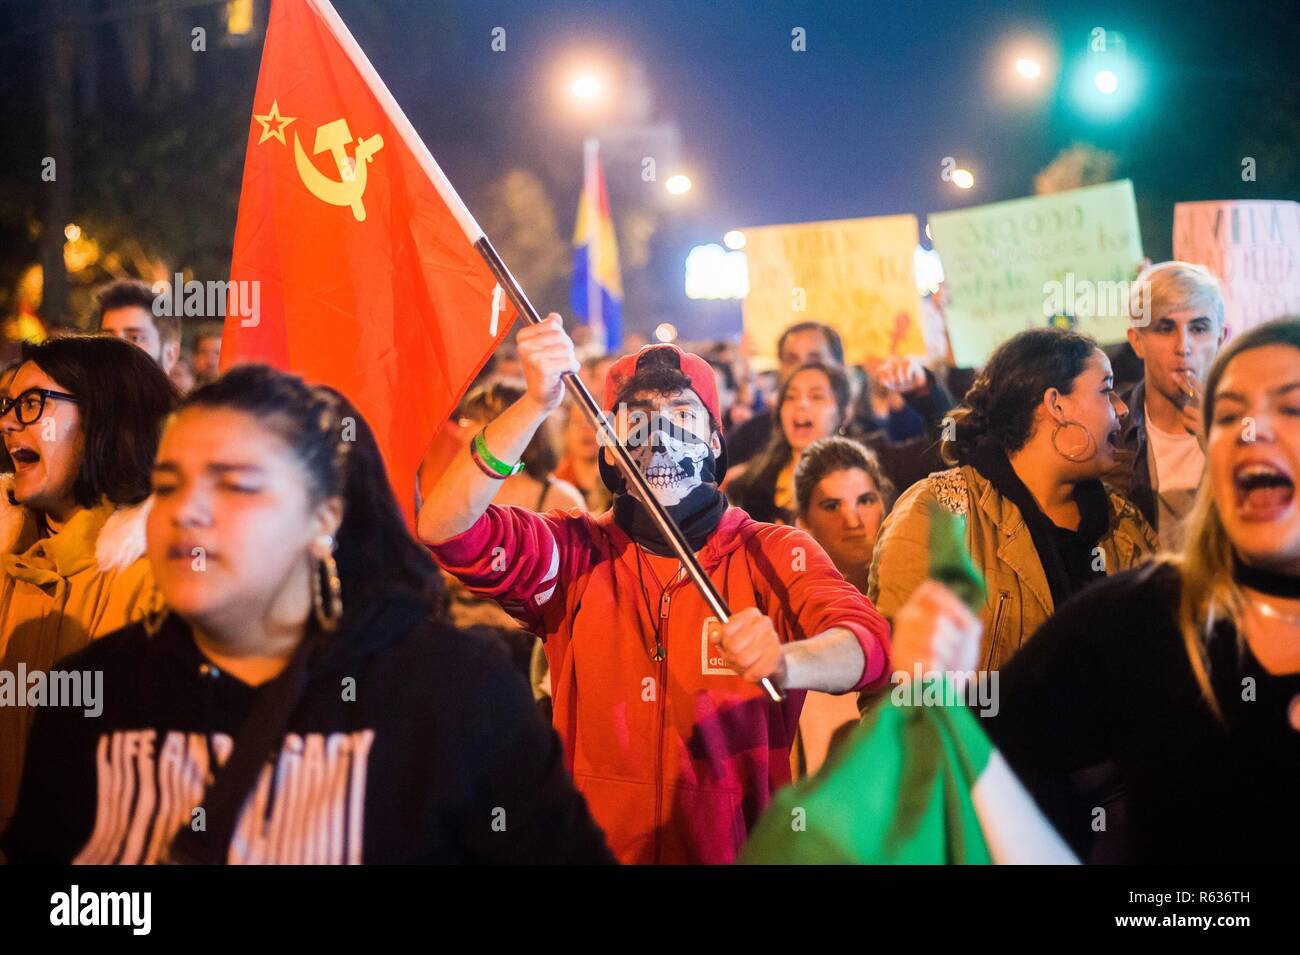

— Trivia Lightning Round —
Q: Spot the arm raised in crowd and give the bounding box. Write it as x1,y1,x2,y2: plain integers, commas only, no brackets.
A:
889,572,1129,774
417,313,579,545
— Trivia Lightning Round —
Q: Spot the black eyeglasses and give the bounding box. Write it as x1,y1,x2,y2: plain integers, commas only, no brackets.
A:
0,388,80,426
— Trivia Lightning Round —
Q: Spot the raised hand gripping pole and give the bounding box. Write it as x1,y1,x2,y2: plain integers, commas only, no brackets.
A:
474,234,784,703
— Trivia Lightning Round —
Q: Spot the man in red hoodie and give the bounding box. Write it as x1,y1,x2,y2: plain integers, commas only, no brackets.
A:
419,313,891,864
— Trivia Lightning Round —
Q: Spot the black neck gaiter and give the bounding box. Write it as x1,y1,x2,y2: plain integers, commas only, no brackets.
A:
612,483,727,557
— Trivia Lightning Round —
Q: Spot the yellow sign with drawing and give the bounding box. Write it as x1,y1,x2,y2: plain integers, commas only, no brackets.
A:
742,214,923,365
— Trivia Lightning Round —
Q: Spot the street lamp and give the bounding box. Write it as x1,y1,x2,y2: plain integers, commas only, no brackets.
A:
723,229,746,250
665,174,692,196
569,72,605,104
951,168,975,190
1015,57,1042,79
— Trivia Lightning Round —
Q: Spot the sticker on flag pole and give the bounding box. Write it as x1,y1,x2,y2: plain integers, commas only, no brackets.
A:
490,283,504,336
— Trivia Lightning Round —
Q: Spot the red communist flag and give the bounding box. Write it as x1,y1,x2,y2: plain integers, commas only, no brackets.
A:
223,0,513,520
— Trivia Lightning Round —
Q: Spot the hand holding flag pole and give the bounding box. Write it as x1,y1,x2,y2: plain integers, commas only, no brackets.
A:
239,0,781,703
475,237,784,703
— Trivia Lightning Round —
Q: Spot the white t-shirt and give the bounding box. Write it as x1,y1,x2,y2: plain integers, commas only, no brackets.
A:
1145,405,1204,551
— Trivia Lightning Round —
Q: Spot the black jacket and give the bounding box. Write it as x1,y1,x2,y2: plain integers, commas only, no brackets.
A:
1109,379,1158,529
1,594,614,864
987,563,1300,863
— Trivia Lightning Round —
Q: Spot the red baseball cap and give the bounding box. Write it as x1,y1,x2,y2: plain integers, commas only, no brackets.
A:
602,343,722,424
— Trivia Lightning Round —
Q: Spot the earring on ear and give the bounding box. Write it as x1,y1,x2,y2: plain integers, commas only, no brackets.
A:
1051,420,1097,462
311,535,342,632
141,589,169,637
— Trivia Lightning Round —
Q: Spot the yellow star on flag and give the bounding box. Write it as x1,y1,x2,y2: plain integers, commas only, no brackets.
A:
253,99,296,146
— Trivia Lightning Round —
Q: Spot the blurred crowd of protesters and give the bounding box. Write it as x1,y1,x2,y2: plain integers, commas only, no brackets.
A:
1,278,226,398
1,263,1298,864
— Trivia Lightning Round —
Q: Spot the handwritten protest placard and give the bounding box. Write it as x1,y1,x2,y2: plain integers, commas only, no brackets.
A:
742,214,923,365
928,180,1143,367
1173,200,1300,337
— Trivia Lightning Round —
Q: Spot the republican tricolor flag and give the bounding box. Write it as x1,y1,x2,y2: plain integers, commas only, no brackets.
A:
223,0,514,519
570,138,623,352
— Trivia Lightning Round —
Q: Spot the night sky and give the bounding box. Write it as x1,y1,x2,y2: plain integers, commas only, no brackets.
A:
3,0,1296,339
343,0,1298,233
326,0,1297,337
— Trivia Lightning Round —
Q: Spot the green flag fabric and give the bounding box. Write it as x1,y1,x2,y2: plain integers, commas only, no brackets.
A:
927,504,986,612
741,681,1077,865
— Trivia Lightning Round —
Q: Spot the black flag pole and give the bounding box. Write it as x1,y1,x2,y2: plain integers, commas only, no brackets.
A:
474,234,784,703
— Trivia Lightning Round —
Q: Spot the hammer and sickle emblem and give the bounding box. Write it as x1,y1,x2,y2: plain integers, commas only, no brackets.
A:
293,118,384,221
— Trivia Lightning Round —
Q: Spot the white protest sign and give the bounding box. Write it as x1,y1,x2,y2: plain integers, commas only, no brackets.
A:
1173,200,1300,337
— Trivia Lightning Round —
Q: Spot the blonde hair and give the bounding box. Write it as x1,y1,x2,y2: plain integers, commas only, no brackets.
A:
1162,484,1240,720
1163,317,1300,718
1130,261,1225,330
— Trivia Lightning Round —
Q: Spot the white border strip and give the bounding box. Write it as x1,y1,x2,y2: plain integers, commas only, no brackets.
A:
308,0,485,243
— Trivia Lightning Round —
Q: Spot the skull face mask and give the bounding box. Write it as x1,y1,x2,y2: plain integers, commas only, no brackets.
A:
601,393,730,557
625,413,713,506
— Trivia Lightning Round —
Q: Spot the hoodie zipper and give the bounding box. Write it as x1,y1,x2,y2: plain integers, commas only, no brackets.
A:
652,564,685,865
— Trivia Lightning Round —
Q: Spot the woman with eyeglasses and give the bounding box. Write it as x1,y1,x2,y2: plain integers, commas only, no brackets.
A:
3,365,612,864
0,335,177,833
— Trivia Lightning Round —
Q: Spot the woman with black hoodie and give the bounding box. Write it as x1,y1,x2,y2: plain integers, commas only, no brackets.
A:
2,365,613,864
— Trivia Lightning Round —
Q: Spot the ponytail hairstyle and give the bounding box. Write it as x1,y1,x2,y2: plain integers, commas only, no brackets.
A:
942,327,1097,465
1165,317,1300,718
177,365,445,628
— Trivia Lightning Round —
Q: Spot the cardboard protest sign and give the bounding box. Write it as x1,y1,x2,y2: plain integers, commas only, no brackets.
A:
928,180,1143,367
742,214,923,365
1173,200,1300,337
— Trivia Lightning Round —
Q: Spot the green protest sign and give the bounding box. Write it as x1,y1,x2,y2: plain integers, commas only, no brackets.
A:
929,180,1143,367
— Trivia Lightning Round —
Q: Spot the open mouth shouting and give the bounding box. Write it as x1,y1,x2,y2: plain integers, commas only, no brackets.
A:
6,443,40,471
1233,459,1296,522
788,416,817,442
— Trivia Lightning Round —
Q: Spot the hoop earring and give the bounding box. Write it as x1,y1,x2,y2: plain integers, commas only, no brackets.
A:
312,552,343,633
1051,420,1097,462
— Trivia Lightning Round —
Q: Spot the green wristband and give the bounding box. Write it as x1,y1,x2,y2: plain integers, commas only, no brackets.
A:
472,428,525,478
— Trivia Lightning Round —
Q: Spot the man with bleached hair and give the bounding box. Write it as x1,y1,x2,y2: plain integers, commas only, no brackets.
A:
1111,261,1226,551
